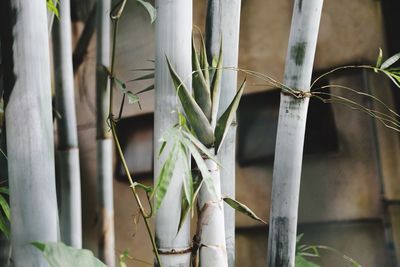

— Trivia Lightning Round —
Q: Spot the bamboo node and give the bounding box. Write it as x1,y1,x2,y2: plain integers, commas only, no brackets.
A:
281,88,312,99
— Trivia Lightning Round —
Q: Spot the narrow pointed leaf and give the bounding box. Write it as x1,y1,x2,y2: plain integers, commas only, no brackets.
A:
0,187,9,194
181,130,220,167
295,255,320,267
130,68,155,72
166,57,214,146
381,52,400,70
199,34,210,84
0,194,10,220
178,191,190,233
32,242,107,267
179,142,193,204
181,138,218,200
210,41,223,129
215,79,246,153
153,143,180,211
192,37,212,119
382,70,400,88
223,196,266,224
136,84,154,95
375,48,383,69
191,171,203,215
0,215,9,238
136,0,157,24
127,73,154,83
125,91,140,104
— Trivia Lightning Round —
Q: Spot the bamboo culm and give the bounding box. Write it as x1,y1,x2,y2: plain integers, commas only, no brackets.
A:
205,1,242,266
197,149,227,267
267,0,324,266
154,0,192,266
53,0,82,248
96,0,115,265
4,0,59,265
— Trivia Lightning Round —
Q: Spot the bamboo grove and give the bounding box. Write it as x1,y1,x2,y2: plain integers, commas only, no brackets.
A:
1,0,400,267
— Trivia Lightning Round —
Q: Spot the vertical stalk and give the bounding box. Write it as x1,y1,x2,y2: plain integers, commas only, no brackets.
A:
197,150,227,267
53,0,82,248
96,0,115,265
267,0,324,266
205,1,242,265
154,0,192,266
3,0,59,265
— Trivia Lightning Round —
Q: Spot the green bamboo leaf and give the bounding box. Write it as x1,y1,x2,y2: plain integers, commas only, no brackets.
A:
179,142,193,204
0,214,9,238
214,79,246,153
210,41,223,129
136,84,154,95
192,37,212,119
47,0,59,18
181,130,220,167
382,70,400,88
153,143,179,211
166,57,214,146
119,250,129,267
0,194,10,220
181,138,218,201
375,48,383,69
295,255,320,267
191,171,203,209
127,73,154,83
125,91,140,104
178,191,190,233
114,77,127,92
223,196,266,224
0,187,9,194
136,0,157,24
381,52,400,70
199,34,210,85
130,68,154,72
33,242,106,267
158,140,167,157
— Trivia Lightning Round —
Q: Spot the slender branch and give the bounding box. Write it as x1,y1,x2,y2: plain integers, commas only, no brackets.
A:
106,2,162,265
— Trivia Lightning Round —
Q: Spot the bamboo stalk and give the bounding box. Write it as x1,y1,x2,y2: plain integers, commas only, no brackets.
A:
154,0,192,265
96,0,115,265
197,150,227,267
205,1,242,265
267,0,324,266
52,0,82,248
4,0,59,265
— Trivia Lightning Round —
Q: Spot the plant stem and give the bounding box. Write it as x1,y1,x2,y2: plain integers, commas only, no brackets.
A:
107,4,162,266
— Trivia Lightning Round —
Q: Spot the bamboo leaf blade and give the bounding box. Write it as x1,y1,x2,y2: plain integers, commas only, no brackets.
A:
381,52,400,70
199,34,210,85
214,79,246,153
192,38,212,119
166,57,215,146
210,42,223,129
223,196,266,224
153,143,180,211
32,242,107,267
375,48,383,69
127,73,155,82
181,138,218,201
136,84,154,95
136,0,157,24
295,255,320,267
0,214,9,238
0,194,10,220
